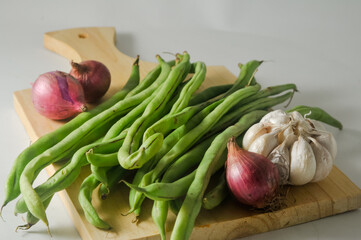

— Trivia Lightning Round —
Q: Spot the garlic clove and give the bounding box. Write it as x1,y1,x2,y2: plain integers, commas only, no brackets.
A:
289,135,317,185
312,130,337,160
242,123,271,150
260,109,291,126
248,129,280,157
290,111,305,123
278,125,297,144
308,137,334,182
268,140,290,185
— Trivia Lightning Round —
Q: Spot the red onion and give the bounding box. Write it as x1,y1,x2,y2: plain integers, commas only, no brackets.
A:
32,71,87,120
69,60,111,103
225,137,280,209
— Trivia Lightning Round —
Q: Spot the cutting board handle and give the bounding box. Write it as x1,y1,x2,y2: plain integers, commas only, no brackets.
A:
44,27,157,91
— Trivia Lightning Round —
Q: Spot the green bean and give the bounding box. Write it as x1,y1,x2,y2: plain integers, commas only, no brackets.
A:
1,57,140,212
87,129,128,154
168,61,206,115
121,133,164,170
169,198,183,215
150,149,227,239
231,83,297,108
123,171,195,201
78,174,111,230
152,200,168,240
126,58,175,98
286,105,343,130
98,165,127,200
225,60,263,95
15,195,53,231
118,53,191,169
188,84,233,106
86,151,118,167
143,103,208,142
202,170,228,210
170,110,267,240
14,133,125,215
162,135,216,182
91,165,112,186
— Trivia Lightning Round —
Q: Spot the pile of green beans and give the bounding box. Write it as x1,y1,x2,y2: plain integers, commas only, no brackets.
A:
3,52,308,240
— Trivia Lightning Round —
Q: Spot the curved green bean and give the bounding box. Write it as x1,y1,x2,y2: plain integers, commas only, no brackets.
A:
168,61,206,115
78,174,111,230
170,110,267,240
118,53,191,169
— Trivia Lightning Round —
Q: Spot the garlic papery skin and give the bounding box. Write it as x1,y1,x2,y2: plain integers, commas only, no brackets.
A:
289,136,317,185
308,137,334,182
268,140,290,185
242,123,270,150
260,109,291,126
247,129,280,157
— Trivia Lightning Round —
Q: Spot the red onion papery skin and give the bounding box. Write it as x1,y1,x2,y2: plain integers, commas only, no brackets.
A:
70,60,111,103
226,137,280,209
32,71,87,120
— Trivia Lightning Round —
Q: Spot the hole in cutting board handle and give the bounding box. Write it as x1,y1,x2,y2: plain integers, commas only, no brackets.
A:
78,33,88,39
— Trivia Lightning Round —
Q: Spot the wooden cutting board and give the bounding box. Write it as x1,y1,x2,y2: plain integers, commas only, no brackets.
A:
13,27,361,240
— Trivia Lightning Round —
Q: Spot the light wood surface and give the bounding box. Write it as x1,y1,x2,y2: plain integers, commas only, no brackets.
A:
13,27,361,240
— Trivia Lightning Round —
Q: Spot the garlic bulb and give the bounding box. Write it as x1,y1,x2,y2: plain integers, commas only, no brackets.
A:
242,109,338,185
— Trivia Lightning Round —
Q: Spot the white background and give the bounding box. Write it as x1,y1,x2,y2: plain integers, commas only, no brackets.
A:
1,0,361,239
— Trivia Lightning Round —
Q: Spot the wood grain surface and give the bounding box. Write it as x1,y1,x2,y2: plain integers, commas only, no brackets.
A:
13,27,361,240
